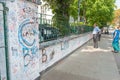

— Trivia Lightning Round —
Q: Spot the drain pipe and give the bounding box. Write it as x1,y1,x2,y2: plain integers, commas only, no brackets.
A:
3,3,10,80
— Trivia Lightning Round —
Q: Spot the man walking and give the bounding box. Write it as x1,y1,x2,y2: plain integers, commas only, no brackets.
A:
92,23,100,48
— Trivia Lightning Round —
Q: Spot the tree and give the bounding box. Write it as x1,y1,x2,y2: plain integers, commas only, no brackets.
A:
42,0,115,33
80,0,115,27
112,9,120,25
43,0,74,36
69,0,115,26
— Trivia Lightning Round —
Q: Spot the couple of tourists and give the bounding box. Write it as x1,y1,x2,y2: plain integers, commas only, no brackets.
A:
92,23,120,53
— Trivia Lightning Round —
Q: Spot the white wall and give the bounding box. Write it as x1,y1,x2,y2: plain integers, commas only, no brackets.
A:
6,0,40,80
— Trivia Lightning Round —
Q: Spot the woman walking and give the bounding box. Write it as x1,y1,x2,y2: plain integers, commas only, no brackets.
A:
112,26,120,53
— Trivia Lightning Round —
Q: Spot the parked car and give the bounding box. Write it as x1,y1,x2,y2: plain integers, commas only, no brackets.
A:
102,27,109,34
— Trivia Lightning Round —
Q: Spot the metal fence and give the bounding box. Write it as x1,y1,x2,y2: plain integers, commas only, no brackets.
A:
39,24,61,43
38,13,61,43
38,13,93,43
70,25,93,34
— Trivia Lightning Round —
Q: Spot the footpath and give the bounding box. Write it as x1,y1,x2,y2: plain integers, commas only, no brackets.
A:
40,34,120,80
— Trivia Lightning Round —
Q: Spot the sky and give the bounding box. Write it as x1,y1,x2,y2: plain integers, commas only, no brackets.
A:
115,0,120,9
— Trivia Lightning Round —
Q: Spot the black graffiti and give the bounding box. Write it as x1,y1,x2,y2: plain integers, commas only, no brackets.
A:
50,50,55,60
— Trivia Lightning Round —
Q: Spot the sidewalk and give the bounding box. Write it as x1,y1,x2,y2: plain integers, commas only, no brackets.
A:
40,34,120,80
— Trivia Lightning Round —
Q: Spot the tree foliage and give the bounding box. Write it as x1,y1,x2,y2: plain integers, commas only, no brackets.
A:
43,0,74,36
80,0,115,27
112,9,120,25
42,0,115,34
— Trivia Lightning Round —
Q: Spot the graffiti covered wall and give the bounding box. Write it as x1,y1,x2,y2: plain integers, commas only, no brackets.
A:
1,0,92,80
6,0,39,80
39,33,92,72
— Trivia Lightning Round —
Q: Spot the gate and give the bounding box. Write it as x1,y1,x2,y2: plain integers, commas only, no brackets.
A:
0,2,8,80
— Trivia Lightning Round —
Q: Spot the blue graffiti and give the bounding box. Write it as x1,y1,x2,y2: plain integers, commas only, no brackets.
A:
18,19,38,67
18,19,36,47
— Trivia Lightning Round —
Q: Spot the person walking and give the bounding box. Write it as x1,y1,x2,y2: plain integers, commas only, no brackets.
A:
92,23,100,48
112,26,120,53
